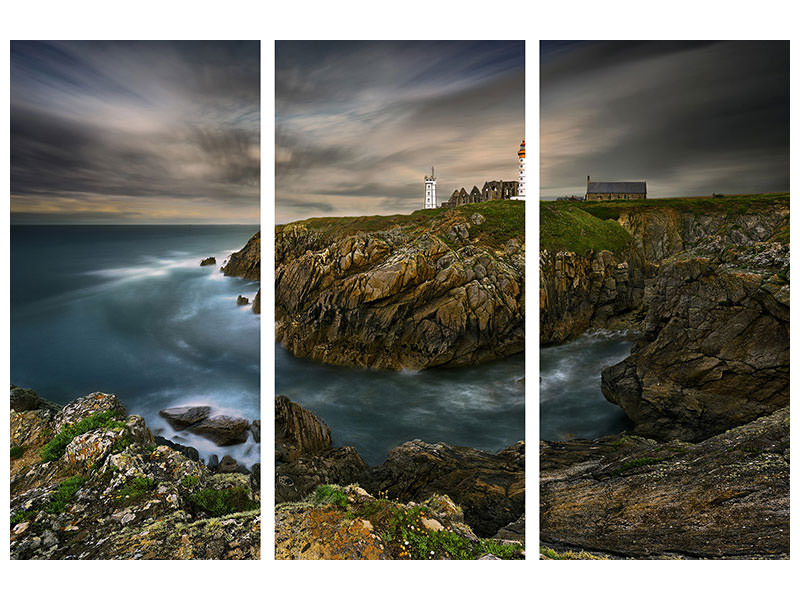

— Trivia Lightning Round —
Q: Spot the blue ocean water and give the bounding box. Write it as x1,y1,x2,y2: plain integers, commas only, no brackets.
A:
276,345,525,466
540,330,634,441
10,225,260,466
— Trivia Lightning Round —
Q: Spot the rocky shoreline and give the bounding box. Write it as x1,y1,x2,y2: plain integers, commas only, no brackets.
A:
275,395,524,559
10,387,260,560
539,194,790,559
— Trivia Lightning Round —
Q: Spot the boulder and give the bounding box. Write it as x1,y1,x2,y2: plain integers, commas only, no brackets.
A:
159,406,211,431
190,415,250,446
250,420,261,443
217,455,239,473
236,295,249,306
200,257,216,266
275,395,331,461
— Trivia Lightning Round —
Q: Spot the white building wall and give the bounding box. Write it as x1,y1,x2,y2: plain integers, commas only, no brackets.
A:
424,176,437,209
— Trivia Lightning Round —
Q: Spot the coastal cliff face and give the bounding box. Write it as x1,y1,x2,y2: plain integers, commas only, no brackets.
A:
540,408,789,559
224,231,261,314
275,202,524,370
10,388,260,559
274,396,524,552
541,195,789,441
223,231,260,280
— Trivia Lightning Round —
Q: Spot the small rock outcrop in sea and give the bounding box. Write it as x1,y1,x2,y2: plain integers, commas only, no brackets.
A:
275,202,524,370
275,484,523,560
274,396,525,544
540,408,789,559
200,257,216,266
10,389,260,560
236,295,249,306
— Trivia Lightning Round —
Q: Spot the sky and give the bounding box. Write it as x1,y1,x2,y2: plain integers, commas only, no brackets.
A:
275,41,525,223
540,41,789,200
11,41,260,224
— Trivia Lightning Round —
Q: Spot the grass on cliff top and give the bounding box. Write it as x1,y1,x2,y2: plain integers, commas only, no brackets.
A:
278,200,525,247
540,202,631,255
570,192,789,221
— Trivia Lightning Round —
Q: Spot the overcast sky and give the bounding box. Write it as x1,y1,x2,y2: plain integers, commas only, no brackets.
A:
11,41,259,224
540,41,789,200
276,41,525,223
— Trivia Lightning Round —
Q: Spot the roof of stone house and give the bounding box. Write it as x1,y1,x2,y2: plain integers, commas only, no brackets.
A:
587,181,647,194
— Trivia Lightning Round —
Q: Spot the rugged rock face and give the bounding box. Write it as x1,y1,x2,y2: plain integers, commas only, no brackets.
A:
10,390,260,560
365,440,525,538
274,396,524,539
540,408,789,559
275,204,524,370
223,231,260,280
540,248,646,345
602,245,789,441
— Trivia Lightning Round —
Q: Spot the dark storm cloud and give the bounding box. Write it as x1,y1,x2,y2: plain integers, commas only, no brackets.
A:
11,41,259,223
540,41,789,199
275,41,525,223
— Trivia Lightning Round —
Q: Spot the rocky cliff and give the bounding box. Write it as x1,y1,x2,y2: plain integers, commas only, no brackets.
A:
223,231,260,314
10,388,260,559
275,201,524,370
540,408,789,559
541,194,789,441
274,396,524,556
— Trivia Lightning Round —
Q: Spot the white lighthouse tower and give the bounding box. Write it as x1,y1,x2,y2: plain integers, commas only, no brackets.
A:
515,139,526,200
424,167,437,209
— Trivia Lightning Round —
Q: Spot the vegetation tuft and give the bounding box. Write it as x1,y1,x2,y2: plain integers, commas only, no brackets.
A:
615,456,662,474
112,476,156,506
313,484,349,509
10,446,25,459
46,476,87,514
188,486,259,517
39,410,126,462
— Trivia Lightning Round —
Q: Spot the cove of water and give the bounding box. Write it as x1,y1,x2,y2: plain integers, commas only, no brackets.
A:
11,225,260,467
275,344,525,466
540,330,635,441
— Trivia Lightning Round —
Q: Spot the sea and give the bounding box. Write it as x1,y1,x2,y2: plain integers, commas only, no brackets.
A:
10,225,260,467
540,330,635,441
275,345,525,466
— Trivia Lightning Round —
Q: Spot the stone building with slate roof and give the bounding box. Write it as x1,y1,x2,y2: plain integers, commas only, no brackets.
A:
585,176,646,201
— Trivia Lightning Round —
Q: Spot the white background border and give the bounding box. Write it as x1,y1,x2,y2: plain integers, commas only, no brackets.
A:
1,1,797,598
